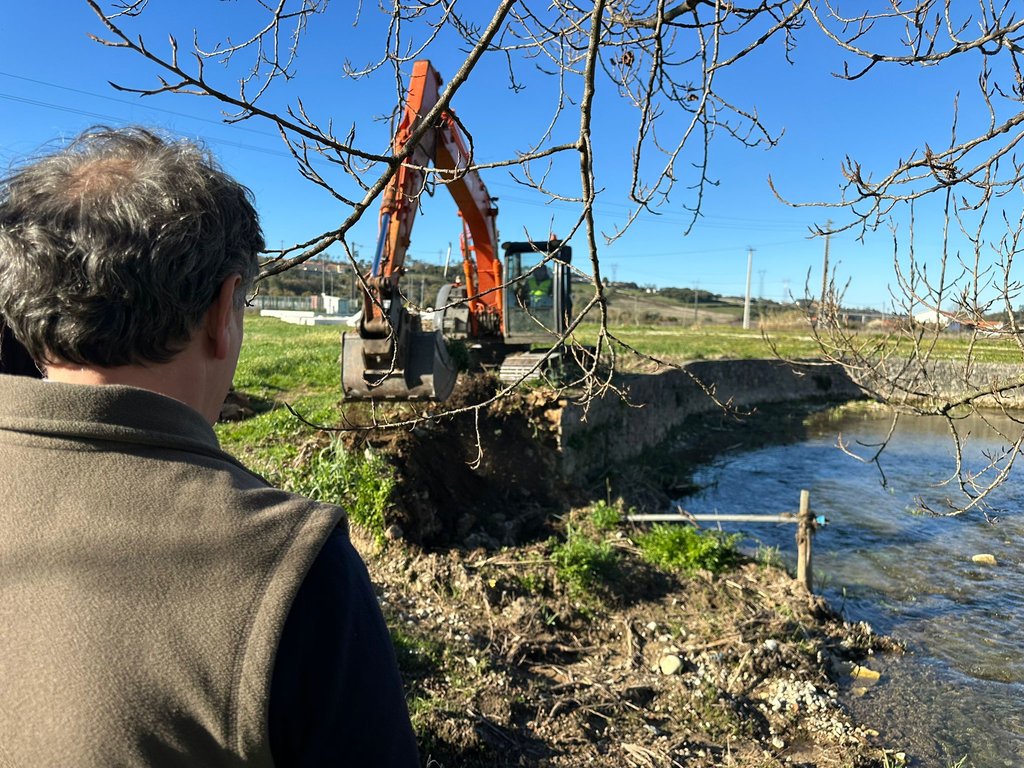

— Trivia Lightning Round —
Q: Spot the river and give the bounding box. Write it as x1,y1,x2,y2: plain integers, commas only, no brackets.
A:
676,406,1024,768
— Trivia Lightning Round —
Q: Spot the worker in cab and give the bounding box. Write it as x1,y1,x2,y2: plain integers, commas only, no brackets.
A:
527,263,554,309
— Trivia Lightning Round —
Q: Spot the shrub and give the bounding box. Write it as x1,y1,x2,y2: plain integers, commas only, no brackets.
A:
637,524,740,575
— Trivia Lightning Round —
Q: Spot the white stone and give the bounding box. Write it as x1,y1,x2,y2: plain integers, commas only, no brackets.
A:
659,654,683,676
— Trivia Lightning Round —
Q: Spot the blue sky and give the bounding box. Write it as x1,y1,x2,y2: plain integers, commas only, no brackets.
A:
0,3,1003,310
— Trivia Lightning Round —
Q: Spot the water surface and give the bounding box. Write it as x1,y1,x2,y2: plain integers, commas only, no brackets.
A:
677,408,1024,767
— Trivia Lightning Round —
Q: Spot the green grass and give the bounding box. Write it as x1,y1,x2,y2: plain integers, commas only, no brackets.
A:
216,315,345,470
574,322,1024,365
551,527,619,597
276,438,395,544
577,324,822,361
588,499,623,532
636,524,741,575
216,316,397,541
232,313,342,396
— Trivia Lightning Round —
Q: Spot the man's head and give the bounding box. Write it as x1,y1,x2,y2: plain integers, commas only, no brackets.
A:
0,126,264,368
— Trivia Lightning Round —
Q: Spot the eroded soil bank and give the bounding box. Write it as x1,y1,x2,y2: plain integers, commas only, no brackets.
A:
340,376,908,767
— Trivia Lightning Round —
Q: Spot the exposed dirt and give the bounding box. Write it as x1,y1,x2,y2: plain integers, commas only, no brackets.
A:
340,374,570,548
339,375,907,767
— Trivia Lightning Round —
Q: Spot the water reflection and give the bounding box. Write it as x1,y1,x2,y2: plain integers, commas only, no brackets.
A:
676,407,1024,767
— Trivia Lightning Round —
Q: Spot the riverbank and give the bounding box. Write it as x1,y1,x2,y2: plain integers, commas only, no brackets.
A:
337,375,909,767
355,510,905,768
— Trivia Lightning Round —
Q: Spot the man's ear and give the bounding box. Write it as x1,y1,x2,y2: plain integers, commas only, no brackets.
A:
205,274,243,360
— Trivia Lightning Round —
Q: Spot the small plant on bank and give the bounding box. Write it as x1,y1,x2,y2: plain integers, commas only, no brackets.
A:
637,524,741,575
390,627,445,679
588,499,623,532
755,544,784,570
279,438,395,544
551,526,618,597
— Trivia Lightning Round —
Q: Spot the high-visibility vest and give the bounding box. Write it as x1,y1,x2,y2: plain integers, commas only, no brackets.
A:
527,273,552,301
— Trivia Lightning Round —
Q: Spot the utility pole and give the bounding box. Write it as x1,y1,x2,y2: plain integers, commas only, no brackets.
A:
693,280,699,324
743,248,754,330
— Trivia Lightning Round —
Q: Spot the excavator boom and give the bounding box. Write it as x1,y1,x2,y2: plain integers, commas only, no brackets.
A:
341,60,570,401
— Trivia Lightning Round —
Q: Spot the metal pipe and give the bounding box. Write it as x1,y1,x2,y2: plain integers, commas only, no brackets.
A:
627,513,799,523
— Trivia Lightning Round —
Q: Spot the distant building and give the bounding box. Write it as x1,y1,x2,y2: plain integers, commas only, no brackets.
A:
912,308,959,330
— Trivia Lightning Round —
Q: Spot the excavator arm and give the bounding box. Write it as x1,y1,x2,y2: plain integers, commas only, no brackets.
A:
342,60,502,400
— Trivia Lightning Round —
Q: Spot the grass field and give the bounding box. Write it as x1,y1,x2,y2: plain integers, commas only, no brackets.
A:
579,324,822,362
216,316,345,474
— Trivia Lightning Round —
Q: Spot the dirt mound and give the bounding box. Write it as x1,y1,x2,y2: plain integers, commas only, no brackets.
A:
335,375,905,765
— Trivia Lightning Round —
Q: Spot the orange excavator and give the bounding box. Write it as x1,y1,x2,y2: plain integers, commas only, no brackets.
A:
341,60,572,401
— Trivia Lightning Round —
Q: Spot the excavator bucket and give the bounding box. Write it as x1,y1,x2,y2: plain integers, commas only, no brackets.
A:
340,325,457,401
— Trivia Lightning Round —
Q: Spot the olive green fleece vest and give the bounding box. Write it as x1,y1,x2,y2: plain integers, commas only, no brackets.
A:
0,376,344,767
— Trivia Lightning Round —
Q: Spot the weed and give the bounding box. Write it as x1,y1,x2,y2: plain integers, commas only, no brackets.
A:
589,499,623,532
445,338,470,371
879,749,909,768
755,544,784,570
515,572,546,595
391,627,445,678
551,527,618,596
279,438,395,544
637,524,741,575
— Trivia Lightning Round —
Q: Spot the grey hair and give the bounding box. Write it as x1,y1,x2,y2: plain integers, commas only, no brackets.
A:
0,126,264,366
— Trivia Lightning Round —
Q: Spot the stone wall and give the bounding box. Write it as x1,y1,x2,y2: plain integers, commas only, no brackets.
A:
557,360,864,480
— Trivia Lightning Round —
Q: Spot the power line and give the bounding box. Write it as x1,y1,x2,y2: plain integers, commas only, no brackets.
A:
0,90,297,160
0,72,819,247
0,70,275,137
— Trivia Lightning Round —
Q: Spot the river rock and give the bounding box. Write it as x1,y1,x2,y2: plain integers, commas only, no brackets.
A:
972,553,997,566
659,654,683,676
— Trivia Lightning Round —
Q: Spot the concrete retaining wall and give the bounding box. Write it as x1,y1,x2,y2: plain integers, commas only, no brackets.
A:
855,359,1024,408
556,360,864,480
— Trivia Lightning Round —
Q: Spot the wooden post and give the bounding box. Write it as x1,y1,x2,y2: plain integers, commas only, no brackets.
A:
796,489,813,593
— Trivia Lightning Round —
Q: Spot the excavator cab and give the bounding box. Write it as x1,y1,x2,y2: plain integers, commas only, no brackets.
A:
502,240,572,345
